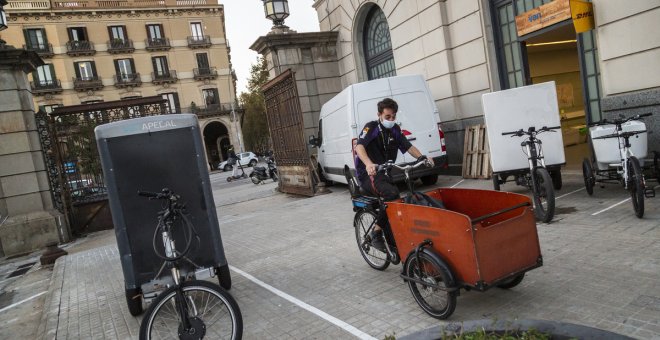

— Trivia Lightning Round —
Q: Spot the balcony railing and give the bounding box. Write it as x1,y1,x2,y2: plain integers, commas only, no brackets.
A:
145,38,171,51
187,35,211,48
30,79,63,94
186,103,236,116
73,76,104,91
114,73,142,88
7,0,216,10
24,43,54,58
107,39,135,54
193,67,218,80
151,70,177,84
66,41,96,56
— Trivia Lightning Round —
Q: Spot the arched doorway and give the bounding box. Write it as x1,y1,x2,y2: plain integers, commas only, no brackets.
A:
203,121,229,169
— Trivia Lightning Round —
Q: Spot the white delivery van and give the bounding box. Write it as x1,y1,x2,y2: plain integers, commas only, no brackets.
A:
309,74,447,185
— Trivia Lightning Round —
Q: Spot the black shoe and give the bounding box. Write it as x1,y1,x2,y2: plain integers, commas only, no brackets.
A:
369,230,386,252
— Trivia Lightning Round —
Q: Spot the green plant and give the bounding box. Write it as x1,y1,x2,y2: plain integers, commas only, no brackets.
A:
441,327,551,340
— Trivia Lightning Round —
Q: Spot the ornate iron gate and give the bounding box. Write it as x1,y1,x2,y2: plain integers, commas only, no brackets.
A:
262,69,315,196
36,96,171,236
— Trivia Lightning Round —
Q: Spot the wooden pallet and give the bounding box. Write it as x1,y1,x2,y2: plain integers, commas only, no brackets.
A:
462,124,492,179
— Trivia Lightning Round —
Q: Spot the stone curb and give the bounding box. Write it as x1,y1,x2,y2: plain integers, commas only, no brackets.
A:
36,253,67,340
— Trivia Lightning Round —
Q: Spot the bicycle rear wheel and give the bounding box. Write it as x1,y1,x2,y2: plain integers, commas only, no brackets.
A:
140,280,243,340
354,210,390,270
628,156,644,218
532,167,555,223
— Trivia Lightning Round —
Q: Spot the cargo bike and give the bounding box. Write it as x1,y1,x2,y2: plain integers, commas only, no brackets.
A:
345,160,543,319
582,112,659,218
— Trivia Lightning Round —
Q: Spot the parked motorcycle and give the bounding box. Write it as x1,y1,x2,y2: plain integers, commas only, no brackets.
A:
250,156,278,184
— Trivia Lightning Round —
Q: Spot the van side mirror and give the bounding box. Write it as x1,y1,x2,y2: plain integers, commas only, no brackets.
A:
308,135,319,147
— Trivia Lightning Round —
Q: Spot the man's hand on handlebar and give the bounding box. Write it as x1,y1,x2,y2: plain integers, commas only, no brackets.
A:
366,163,377,176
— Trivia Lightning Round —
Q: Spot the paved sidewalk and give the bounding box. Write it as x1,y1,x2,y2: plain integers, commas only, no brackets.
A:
33,173,660,339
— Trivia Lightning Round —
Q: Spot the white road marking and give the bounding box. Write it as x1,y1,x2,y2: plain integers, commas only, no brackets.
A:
591,198,631,216
556,187,585,200
229,265,377,340
0,291,47,314
450,179,464,188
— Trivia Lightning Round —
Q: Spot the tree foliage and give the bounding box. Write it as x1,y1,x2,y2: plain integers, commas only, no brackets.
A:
239,57,271,154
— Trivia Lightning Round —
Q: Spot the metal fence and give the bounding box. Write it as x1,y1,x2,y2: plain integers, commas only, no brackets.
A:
36,96,172,235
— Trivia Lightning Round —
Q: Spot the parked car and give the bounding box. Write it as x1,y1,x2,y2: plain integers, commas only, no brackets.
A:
218,152,259,171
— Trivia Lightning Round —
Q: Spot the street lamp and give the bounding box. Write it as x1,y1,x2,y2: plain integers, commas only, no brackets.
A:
262,0,289,28
0,0,8,32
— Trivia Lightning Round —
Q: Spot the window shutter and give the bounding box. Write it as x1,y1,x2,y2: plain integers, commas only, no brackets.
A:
48,64,56,81
74,62,81,79
40,29,49,45
129,59,136,75
151,57,158,74
23,29,30,47
67,28,74,41
82,27,89,41
113,59,120,76
107,26,114,40
122,25,128,39
90,61,98,78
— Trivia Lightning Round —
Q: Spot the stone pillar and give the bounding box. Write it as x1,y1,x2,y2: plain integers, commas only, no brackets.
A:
250,30,342,156
0,45,65,257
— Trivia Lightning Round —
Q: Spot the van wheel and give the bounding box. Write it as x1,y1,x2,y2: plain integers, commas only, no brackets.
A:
420,175,438,186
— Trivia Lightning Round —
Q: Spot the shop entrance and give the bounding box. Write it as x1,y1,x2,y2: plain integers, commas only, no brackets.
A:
524,22,588,170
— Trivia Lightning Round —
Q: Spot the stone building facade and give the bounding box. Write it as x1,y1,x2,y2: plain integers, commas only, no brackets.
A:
2,0,244,166
304,0,660,169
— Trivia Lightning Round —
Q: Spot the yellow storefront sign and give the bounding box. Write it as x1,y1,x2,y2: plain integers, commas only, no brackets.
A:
570,0,595,34
515,0,595,37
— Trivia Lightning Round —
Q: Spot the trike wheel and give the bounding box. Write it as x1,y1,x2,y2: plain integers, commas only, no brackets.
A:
404,249,457,319
125,287,143,316
250,174,261,185
550,169,562,191
496,273,525,289
532,167,555,223
582,158,594,195
492,174,500,191
354,210,389,271
654,151,659,182
215,264,232,290
628,156,644,218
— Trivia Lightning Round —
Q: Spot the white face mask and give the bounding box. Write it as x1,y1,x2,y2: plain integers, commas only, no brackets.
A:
380,119,396,129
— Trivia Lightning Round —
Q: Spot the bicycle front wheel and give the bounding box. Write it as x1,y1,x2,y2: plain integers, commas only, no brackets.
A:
354,210,390,270
532,167,555,223
628,156,644,218
140,280,243,340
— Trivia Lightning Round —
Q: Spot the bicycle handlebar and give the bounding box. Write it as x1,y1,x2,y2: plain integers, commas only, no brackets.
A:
137,188,179,201
591,130,647,140
377,158,431,173
588,112,653,127
501,125,560,137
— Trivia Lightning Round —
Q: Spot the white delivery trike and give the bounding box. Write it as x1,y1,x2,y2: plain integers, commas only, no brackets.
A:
482,82,565,223
582,113,658,218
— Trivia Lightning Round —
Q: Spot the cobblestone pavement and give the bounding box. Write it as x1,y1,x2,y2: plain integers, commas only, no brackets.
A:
7,170,659,339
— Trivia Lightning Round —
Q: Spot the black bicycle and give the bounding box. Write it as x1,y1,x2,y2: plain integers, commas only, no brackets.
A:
137,189,243,340
493,126,560,223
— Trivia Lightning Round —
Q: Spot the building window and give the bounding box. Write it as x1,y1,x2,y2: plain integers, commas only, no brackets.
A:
190,22,203,39
24,28,48,49
162,92,180,113
363,6,396,80
68,27,89,41
152,56,170,77
114,58,136,80
108,25,127,40
34,64,57,85
147,24,164,40
202,88,219,106
74,61,97,80
579,30,603,123
196,52,210,70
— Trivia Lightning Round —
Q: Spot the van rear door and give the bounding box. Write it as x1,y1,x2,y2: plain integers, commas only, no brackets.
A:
391,91,439,162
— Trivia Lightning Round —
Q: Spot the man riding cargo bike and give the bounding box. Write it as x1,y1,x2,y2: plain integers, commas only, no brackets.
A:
353,98,433,251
